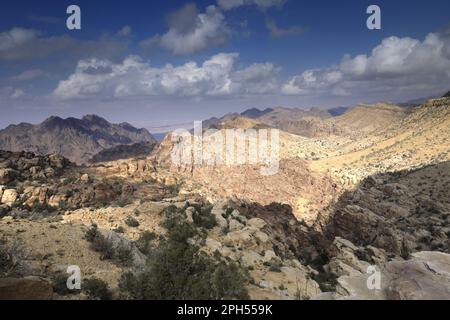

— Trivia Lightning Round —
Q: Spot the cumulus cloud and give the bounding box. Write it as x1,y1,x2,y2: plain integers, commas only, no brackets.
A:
282,30,450,99
141,5,230,55
218,0,286,10
0,27,128,61
52,53,279,100
266,19,305,38
0,28,39,52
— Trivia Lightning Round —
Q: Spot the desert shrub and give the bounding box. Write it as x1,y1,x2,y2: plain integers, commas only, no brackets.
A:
85,224,100,243
125,216,140,228
85,224,133,266
90,233,116,260
192,205,217,230
115,241,134,267
52,273,74,296
113,226,125,234
310,271,338,292
32,200,57,213
209,262,249,300
136,231,157,255
83,278,112,300
0,243,14,275
119,213,249,300
167,183,182,195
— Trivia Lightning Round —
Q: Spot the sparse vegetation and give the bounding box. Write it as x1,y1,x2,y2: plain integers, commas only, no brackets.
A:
83,278,113,300
119,207,249,300
136,231,157,255
125,216,140,228
85,224,134,266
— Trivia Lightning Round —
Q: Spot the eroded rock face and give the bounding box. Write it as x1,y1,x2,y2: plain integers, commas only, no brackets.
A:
317,237,450,300
0,277,53,300
386,252,450,300
326,162,450,256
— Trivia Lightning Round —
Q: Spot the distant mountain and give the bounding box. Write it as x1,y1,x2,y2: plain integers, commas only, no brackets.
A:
240,108,273,119
443,91,450,98
0,115,156,164
327,106,349,116
89,141,158,163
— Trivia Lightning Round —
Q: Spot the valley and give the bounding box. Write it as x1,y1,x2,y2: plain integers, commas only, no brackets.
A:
1,94,449,300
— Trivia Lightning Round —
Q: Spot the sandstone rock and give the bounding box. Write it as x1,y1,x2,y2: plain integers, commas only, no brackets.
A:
205,238,222,252
0,277,53,300
263,250,279,263
229,219,244,231
80,173,90,183
247,218,266,229
240,250,263,267
0,185,4,200
1,189,19,206
334,251,450,300
211,205,227,229
185,206,195,224
254,231,269,244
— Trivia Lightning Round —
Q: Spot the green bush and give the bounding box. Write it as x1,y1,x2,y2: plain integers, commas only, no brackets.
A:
119,211,249,300
85,224,133,266
125,216,140,228
52,273,74,296
85,224,100,243
115,242,134,267
136,231,157,255
83,278,112,300
192,205,217,230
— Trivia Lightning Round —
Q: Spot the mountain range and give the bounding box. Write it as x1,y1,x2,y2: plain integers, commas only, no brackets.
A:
0,115,156,164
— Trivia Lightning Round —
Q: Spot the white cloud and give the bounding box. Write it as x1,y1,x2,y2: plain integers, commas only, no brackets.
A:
141,5,230,55
52,53,279,100
218,0,286,10
11,69,47,81
282,31,450,99
0,28,39,52
266,19,305,38
0,87,25,100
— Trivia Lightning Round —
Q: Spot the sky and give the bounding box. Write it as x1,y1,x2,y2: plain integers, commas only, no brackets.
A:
1,0,450,131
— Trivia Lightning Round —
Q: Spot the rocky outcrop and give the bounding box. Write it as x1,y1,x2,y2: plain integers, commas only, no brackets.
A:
326,162,450,256
314,237,450,300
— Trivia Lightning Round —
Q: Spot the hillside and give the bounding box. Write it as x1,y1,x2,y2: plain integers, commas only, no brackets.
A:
0,115,156,164
332,103,410,135
89,142,158,163
312,97,450,184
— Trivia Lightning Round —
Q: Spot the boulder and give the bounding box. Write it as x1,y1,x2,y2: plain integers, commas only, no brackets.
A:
0,277,53,300
80,173,90,183
0,168,17,184
1,189,19,206
247,218,266,229
229,219,244,231
211,205,227,229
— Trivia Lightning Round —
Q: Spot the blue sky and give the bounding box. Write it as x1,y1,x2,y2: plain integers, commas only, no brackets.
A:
1,0,450,131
